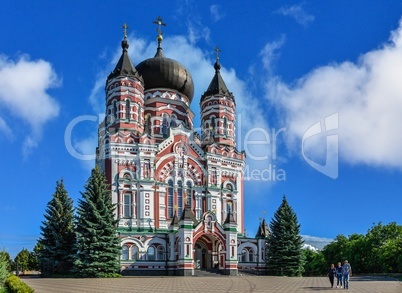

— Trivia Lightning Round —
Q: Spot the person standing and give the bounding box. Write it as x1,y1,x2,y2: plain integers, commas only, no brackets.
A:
327,263,336,288
336,262,343,288
342,260,352,289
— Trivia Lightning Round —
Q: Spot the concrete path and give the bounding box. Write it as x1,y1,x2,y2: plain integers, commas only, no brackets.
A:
22,275,401,293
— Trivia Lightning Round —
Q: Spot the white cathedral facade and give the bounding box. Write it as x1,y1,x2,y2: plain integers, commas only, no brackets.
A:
96,20,269,276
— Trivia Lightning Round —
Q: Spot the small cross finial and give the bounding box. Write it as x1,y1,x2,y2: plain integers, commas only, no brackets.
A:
214,46,221,61
122,23,129,39
261,210,266,220
153,16,166,37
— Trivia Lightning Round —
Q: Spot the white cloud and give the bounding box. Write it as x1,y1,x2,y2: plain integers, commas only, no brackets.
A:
0,55,60,155
302,235,333,250
275,3,315,27
210,5,225,22
264,19,402,170
0,117,12,139
260,35,286,74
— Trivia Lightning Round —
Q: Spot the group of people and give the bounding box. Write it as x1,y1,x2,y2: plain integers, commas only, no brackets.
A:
327,260,352,289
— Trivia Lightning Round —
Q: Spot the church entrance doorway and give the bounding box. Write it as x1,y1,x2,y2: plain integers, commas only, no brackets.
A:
194,234,225,270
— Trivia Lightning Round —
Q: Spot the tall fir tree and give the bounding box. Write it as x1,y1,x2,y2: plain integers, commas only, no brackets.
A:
266,195,304,276
74,166,120,277
39,180,76,275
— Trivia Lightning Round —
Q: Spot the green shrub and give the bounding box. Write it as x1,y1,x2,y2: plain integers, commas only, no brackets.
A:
5,275,34,293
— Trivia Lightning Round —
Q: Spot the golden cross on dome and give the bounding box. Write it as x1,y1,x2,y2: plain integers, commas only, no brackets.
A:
214,46,221,61
122,23,129,39
153,16,166,37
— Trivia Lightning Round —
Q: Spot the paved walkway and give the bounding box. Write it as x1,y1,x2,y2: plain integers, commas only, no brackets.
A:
22,275,401,293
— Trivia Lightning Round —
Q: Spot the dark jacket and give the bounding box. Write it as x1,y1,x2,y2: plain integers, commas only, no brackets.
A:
328,267,336,277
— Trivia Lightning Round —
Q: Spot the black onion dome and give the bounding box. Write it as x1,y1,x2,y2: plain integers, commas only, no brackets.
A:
136,48,194,102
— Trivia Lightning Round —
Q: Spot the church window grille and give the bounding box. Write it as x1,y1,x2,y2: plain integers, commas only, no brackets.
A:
223,117,228,136
178,180,183,218
210,168,217,185
168,180,174,218
157,246,165,260
162,114,169,137
137,105,141,122
145,115,151,135
147,246,155,261
113,101,118,120
123,194,131,218
210,117,216,137
248,249,255,262
241,249,247,262
131,245,139,261
170,115,177,127
121,245,129,260
125,99,130,120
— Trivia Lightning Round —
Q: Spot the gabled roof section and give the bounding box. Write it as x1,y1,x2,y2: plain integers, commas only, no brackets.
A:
201,59,233,100
170,211,179,227
108,37,142,81
255,219,270,238
179,204,198,225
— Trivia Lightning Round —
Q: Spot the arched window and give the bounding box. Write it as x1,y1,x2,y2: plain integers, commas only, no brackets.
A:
123,194,131,218
248,249,254,262
126,99,130,120
170,115,177,127
223,117,228,136
147,246,155,261
186,181,192,207
168,180,174,218
137,105,141,122
241,249,247,262
177,181,183,217
131,245,138,261
121,245,129,260
226,201,233,213
113,101,118,120
145,114,151,135
162,114,169,137
157,246,165,260
210,117,216,137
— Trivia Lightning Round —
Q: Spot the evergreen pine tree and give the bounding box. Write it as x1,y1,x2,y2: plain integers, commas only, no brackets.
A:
266,195,304,276
0,251,9,287
73,166,120,277
39,179,76,276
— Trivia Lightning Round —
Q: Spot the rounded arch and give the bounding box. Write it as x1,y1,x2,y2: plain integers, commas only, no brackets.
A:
146,236,167,247
118,169,137,180
237,242,258,254
121,237,144,249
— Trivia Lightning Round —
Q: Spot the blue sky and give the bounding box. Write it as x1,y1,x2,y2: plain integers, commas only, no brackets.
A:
1,0,402,257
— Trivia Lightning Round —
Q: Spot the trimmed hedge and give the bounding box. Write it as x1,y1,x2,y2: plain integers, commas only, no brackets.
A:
5,275,34,293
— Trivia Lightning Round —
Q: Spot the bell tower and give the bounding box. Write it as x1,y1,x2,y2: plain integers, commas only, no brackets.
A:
200,47,236,148
104,24,145,138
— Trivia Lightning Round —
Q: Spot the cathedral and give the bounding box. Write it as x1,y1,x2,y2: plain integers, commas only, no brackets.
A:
96,19,269,276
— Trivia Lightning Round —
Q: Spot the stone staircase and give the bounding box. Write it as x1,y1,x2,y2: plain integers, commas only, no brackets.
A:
194,268,224,277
